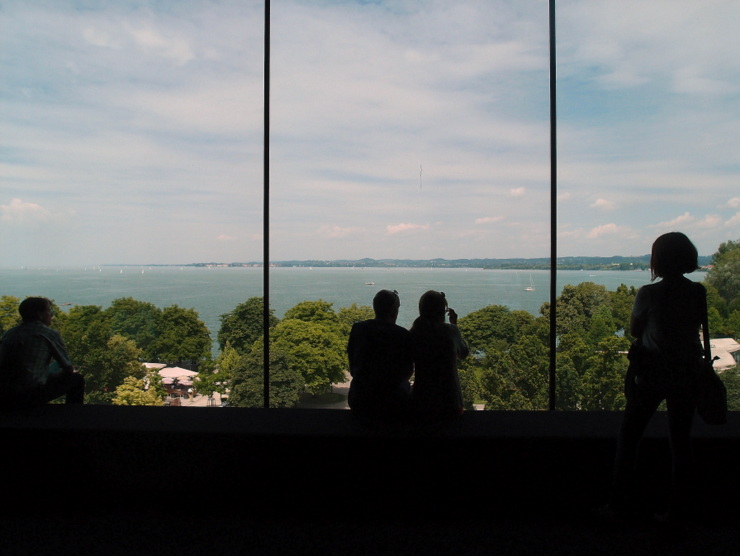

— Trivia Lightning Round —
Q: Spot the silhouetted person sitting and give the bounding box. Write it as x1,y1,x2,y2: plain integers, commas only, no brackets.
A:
347,289,413,424
410,290,469,422
0,297,85,409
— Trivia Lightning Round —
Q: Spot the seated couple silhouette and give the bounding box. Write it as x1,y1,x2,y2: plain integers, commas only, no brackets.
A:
347,289,469,425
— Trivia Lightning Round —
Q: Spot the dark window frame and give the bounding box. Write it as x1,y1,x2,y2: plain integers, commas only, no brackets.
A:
260,1,560,409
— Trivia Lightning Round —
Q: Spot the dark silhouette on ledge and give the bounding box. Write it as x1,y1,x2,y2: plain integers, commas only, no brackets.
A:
410,290,469,423
347,289,413,425
0,296,85,410
608,232,711,524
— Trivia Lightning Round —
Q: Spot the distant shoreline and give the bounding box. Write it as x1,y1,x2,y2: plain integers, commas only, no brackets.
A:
97,255,712,272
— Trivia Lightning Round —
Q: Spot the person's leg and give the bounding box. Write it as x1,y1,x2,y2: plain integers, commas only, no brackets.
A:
665,393,695,519
40,372,85,404
611,387,662,513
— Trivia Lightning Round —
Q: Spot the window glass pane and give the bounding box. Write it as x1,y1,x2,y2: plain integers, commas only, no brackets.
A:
556,1,740,409
0,2,264,405
271,1,550,409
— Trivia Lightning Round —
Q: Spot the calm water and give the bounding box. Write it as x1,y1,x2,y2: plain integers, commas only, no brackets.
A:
0,266,704,349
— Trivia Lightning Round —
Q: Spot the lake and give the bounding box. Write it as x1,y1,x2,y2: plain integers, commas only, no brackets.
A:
0,266,705,349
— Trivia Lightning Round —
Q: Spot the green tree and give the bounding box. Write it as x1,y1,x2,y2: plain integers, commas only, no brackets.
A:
706,239,740,314
457,305,525,355
228,347,303,408
112,376,164,406
580,336,630,410
0,295,21,334
721,367,740,411
337,303,374,338
217,297,277,355
610,284,638,337
586,306,617,347
284,299,339,326
555,355,583,410
198,343,241,399
266,318,346,396
55,305,148,404
509,334,549,408
153,305,211,369
85,335,145,403
541,282,614,339
106,297,163,361
458,363,483,410
58,304,113,373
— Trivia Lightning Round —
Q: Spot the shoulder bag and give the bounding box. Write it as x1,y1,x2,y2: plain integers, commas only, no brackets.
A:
695,296,727,425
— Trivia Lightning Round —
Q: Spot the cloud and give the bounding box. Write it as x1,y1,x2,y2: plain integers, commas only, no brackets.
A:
0,198,51,224
474,216,504,225
694,214,723,230
216,234,237,242
386,223,429,235
590,198,617,211
652,212,695,229
123,22,195,66
317,225,363,239
726,212,740,227
509,187,526,197
586,223,625,239
727,197,740,209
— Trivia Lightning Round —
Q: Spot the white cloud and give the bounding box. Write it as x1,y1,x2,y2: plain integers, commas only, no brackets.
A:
590,198,617,211
509,187,526,198
474,216,504,225
653,212,695,229
727,197,740,209
725,212,740,227
217,234,237,242
0,198,51,224
694,214,723,230
317,225,363,239
586,223,624,239
386,223,430,235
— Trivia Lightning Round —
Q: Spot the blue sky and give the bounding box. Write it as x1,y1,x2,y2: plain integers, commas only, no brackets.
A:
1,0,738,267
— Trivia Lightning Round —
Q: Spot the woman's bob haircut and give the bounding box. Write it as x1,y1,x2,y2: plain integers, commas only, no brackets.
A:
650,231,699,280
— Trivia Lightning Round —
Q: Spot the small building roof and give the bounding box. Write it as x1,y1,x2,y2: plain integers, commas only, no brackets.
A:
710,338,740,372
143,362,168,370
158,366,199,379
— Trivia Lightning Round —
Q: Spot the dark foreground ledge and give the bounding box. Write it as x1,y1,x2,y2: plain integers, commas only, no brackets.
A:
2,406,739,520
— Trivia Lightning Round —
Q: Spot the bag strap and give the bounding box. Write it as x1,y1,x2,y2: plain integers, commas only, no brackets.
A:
700,286,719,364
702,293,711,359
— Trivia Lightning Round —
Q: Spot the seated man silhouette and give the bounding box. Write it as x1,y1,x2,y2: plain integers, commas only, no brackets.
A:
0,297,85,409
347,290,413,424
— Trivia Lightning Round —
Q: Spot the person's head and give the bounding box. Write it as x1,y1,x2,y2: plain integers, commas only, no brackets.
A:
19,297,53,325
650,232,699,280
373,289,401,322
418,290,448,322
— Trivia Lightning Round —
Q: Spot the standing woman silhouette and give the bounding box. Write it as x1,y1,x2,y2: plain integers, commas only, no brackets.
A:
610,232,706,523
410,290,469,422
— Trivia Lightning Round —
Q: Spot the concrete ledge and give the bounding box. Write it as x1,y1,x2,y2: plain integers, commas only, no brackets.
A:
2,406,739,519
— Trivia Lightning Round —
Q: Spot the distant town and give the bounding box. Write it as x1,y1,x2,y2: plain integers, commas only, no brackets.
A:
113,255,713,272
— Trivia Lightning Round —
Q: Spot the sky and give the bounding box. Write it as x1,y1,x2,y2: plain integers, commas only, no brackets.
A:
1,0,739,267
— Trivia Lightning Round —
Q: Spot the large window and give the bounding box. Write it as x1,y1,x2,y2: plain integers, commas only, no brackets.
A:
1,1,738,410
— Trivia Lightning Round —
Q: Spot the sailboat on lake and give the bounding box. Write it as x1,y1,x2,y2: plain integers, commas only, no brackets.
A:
524,274,535,292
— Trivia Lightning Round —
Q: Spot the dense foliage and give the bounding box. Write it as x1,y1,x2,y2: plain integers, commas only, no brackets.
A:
706,239,740,337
